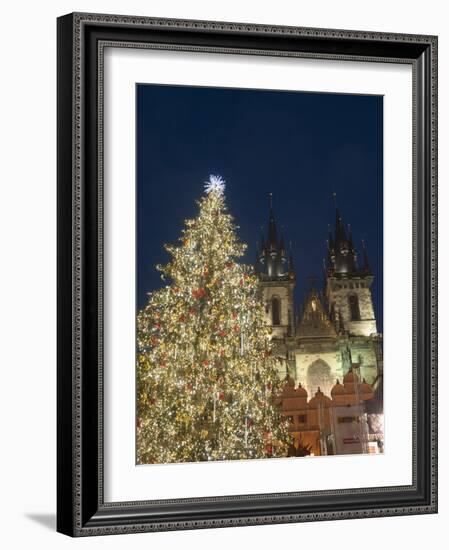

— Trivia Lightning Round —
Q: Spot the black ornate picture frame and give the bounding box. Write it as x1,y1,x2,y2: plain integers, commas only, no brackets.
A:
57,12,438,536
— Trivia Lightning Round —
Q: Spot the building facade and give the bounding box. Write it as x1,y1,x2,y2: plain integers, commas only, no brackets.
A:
256,198,384,456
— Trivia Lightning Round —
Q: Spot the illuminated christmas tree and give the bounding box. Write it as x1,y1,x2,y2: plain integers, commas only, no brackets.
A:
137,176,291,464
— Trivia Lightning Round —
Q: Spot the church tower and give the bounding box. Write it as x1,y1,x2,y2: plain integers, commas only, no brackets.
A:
325,205,377,337
256,194,295,340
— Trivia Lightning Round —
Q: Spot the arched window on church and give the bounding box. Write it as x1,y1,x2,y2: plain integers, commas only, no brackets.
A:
272,296,281,326
348,294,361,321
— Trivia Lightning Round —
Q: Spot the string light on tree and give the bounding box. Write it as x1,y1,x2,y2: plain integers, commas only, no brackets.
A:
137,175,291,464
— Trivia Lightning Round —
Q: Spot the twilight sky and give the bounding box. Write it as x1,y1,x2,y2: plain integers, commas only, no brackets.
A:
136,84,383,332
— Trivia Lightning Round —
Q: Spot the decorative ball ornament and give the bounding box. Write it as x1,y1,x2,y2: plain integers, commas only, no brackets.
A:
192,288,206,299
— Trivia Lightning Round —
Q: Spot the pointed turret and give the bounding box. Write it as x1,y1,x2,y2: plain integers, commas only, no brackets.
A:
347,224,353,244
255,194,291,280
347,224,358,269
260,227,266,254
288,242,295,279
361,239,372,274
335,208,348,243
279,232,286,256
266,193,278,251
327,199,358,274
328,224,335,250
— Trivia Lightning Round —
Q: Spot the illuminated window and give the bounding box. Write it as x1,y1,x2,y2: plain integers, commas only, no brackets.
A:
272,296,281,325
348,294,361,321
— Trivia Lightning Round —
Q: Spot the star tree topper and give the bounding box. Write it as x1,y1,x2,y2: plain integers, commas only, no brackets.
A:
204,174,226,195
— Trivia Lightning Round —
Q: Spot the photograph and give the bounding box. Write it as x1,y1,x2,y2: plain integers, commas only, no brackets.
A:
135,84,384,464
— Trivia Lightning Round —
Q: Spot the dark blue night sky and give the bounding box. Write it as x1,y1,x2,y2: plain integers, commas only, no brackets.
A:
136,84,383,332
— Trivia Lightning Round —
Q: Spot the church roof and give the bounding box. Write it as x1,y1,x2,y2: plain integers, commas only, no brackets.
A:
256,194,294,281
308,388,333,408
326,197,370,277
331,379,346,396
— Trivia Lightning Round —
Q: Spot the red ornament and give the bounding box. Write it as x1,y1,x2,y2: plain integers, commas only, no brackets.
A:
192,288,206,299
154,323,161,330
202,359,210,367
218,330,227,338
247,418,254,427
233,324,240,333
218,392,225,400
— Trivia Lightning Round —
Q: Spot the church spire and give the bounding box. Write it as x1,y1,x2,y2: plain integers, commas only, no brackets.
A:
361,239,372,274
259,226,265,254
328,224,335,250
279,231,286,255
288,242,295,279
335,208,348,244
267,193,278,250
328,197,357,274
256,194,291,280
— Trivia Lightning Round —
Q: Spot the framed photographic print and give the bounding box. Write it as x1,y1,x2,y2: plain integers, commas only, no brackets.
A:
57,12,438,536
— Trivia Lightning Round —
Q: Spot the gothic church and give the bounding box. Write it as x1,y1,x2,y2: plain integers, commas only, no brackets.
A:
256,197,384,455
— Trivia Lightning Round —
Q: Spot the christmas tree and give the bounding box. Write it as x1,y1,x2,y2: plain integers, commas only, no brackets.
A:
137,176,291,464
